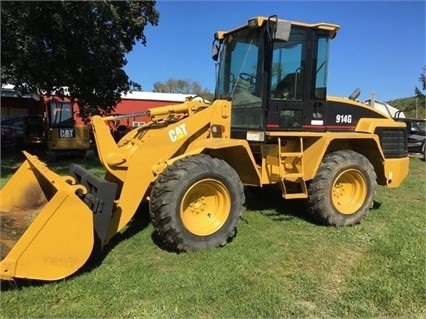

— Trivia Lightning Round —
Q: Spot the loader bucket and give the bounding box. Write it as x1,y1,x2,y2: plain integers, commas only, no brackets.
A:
0,152,95,281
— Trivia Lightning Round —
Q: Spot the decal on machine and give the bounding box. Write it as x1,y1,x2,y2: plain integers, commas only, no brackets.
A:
168,124,188,142
335,114,352,124
59,129,75,138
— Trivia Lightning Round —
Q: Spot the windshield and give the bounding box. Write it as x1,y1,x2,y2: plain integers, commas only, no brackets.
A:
215,27,264,128
49,101,75,127
416,120,426,131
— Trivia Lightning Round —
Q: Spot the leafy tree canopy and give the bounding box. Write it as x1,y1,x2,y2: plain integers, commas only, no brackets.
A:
1,1,159,119
153,78,213,101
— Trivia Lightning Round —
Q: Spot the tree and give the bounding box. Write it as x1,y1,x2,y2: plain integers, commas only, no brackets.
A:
414,66,425,102
153,78,213,101
1,1,159,120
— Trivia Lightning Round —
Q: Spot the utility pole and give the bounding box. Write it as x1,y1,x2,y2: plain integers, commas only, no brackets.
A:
415,97,418,119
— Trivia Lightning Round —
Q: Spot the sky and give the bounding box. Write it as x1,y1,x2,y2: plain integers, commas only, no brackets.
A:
124,0,425,102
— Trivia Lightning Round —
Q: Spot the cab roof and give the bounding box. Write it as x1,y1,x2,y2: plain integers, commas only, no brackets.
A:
215,16,340,40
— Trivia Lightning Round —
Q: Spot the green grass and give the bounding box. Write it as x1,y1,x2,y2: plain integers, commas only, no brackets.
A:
1,153,425,318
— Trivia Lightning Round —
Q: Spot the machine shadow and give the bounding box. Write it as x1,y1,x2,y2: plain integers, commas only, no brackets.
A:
79,202,152,274
244,185,318,224
244,186,382,225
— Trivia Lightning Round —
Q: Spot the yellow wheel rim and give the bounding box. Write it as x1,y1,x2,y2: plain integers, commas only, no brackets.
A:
180,179,231,236
332,169,367,215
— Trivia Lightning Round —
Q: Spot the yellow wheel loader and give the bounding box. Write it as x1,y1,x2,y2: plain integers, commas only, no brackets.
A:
0,16,409,281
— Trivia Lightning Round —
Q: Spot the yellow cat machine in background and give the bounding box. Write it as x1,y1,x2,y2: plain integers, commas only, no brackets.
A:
0,16,409,281
44,98,91,160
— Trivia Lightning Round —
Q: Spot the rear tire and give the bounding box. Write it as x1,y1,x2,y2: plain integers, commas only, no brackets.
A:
307,150,377,226
149,154,245,252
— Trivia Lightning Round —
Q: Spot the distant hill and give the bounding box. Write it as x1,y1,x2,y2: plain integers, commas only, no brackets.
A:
387,96,426,119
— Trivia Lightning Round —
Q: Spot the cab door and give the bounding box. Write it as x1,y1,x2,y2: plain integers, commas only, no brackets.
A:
267,28,307,130
266,29,330,132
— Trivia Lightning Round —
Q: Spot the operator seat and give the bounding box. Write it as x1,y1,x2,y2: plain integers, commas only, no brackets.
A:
274,72,304,100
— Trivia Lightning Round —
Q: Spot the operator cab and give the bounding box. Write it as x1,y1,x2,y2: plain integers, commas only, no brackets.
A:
213,16,339,140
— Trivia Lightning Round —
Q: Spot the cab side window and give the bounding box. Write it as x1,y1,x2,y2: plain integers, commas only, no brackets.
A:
312,36,329,100
271,29,307,101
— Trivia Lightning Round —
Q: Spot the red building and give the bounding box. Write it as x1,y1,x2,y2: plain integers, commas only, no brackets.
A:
1,85,199,149
1,85,196,126
1,85,45,118
90,91,197,127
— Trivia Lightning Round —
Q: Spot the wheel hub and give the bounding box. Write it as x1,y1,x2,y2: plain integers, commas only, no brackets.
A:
189,197,207,214
332,169,367,215
180,179,231,236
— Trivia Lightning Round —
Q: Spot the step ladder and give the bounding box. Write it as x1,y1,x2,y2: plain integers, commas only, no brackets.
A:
277,137,308,199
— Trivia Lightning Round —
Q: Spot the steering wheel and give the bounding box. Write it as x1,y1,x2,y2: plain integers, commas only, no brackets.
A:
239,72,256,84
235,73,257,94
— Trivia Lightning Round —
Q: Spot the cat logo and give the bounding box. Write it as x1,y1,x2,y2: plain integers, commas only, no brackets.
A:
168,124,188,142
59,129,75,138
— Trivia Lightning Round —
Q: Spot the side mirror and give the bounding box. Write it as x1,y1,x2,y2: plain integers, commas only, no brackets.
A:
275,20,291,41
409,124,419,133
212,42,220,61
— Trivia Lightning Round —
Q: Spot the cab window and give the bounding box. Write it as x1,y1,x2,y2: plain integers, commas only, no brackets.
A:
312,35,330,100
49,102,74,127
271,29,307,101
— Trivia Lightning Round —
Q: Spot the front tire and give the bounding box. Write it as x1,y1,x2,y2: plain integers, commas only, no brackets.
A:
307,150,377,226
149,154,245,252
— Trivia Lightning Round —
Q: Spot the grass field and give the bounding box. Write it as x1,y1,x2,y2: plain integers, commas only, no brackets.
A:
0,152,425,318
